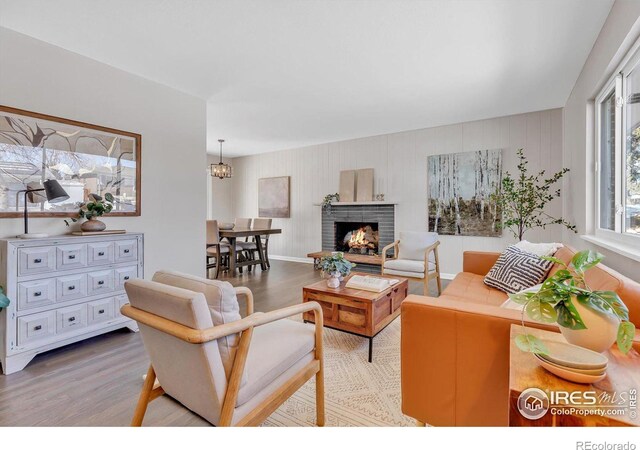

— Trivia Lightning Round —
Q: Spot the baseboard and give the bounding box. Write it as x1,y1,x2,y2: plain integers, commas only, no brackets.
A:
269,255,315,264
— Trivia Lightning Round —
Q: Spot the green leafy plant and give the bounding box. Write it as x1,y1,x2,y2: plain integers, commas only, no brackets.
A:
510,250,636,354
0,286,9,309
319,252,355,277
321,193,340,214
496,149,577,240
64,193,114,226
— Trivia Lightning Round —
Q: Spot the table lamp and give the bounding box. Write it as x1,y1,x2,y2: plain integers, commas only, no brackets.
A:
17,179,70,239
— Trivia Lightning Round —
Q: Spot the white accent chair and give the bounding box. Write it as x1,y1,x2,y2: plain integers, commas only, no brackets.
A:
381,231,442,295
121,271,325,427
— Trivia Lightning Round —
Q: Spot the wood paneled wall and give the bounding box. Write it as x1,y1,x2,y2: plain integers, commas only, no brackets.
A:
227,108,563,275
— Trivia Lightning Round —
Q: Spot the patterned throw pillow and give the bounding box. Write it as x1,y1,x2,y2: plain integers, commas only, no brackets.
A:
484,246,554,294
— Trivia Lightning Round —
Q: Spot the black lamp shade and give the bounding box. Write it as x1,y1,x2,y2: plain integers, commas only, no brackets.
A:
43,179,70,203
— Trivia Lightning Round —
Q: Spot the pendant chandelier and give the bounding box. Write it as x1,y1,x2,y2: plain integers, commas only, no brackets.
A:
211,139,232,179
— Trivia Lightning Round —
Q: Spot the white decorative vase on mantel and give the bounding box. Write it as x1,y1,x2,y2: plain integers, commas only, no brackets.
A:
559,296,620,353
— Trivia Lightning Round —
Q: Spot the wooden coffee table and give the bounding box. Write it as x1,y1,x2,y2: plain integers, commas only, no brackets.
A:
302,272,408,362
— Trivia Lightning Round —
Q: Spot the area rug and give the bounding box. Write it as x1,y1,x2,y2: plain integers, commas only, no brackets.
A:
262,317,414,427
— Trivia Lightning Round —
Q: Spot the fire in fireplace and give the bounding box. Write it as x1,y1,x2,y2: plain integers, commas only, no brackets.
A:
335,222,379,254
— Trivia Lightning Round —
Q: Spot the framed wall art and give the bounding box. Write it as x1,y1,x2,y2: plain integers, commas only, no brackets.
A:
0,105,141,217
258,176,290,218
427,149,502,236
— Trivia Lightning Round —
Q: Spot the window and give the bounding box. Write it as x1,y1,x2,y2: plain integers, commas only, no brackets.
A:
595,49,640,244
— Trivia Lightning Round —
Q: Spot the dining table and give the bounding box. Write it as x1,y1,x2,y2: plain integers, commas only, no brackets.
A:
219,227,282,274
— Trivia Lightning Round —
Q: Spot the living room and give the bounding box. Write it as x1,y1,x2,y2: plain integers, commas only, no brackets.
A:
0,0,639,447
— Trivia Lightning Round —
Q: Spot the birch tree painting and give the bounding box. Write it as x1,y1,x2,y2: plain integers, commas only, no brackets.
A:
427,149,502,236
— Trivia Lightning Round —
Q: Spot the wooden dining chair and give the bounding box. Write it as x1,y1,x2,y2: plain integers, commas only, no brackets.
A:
237,218,273,270
206,220,243,278
121,274,325,427
234,218,253,273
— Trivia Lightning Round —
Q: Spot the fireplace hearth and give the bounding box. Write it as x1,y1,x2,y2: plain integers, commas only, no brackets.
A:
335,221,379,254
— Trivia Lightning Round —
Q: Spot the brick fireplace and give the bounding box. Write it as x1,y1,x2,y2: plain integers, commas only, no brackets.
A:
321,203,395,272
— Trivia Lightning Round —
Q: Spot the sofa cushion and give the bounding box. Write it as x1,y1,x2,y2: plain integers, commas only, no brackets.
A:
152,270,243,382
399,231,438,262
442,272,508,306
483,246,553,294
236,319,315,407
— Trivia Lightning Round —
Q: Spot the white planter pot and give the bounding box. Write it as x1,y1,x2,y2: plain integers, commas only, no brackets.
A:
559,296,619,353
327,272,341,288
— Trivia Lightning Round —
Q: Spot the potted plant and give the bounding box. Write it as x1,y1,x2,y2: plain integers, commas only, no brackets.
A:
511,250,636,354
65,193,114,232
496,149,576,240
0,286,9,310
319,252,355,288
321,193,340,215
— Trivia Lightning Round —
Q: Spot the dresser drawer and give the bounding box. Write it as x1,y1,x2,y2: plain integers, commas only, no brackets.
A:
87,298,115,325
17,278,57,311
115,240,138,262
115,294,130,316
56,244,88,270
18,247,56,276
56,273,88,302
56,304,87,334
87,242,115,266
114,266,138,291
87,270,114,296
17,311,56,346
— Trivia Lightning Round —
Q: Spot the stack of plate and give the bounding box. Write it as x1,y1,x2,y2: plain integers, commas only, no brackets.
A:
534,341,608,384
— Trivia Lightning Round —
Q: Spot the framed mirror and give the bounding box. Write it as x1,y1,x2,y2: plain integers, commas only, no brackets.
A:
0,105,141,217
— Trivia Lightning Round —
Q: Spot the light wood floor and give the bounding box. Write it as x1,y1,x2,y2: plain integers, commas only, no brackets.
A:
0,261,445,426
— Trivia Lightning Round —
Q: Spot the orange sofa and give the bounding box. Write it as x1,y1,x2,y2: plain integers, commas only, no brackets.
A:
401,246,640,426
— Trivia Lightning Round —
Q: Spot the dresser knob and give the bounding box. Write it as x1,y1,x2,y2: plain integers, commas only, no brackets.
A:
98,252,105,256
34,291,42,297
68,254,76,260
34,325,42,331
98,309,105,314
98,280,105,285
34,258,42,263
68,285,75,291
124,249,130,254
124,276,130,280
68,316,76,322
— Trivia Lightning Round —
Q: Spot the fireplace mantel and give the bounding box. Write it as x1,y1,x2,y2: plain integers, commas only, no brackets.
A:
313,201,397,206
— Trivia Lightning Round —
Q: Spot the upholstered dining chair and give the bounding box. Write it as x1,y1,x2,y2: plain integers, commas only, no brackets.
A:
206,220,243,279
121,271,325,427
237,218,273,270
381,231,442,295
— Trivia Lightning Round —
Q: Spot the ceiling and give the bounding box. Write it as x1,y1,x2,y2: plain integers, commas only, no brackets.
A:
0,0,613,157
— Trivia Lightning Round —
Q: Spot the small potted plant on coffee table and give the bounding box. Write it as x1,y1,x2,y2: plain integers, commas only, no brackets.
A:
319,253,355,288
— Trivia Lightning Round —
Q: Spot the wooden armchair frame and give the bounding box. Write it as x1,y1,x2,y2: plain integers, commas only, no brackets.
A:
381,240,442,295
121,287,325,427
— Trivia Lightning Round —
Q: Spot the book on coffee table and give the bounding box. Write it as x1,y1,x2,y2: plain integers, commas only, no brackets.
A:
346,275,399,293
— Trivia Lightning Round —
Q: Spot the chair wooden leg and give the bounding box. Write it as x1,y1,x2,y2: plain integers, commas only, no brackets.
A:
416,419,426,427
423,276,429,296
214,256,220,279
436,274,442,295
131,365,157,427
316,366,325,427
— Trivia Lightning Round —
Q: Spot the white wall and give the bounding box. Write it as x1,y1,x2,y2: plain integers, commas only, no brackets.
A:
230,109,563,275
206,154,234,221
0,28,207,278
563,0,640,279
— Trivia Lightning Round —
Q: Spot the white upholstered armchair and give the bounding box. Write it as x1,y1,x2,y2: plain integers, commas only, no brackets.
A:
121,270,324,427
381,231,442,295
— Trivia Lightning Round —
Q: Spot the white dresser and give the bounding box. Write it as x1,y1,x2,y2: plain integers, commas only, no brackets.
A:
0,233,143,374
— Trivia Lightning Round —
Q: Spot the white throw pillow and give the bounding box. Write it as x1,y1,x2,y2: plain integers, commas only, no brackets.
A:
514,240,563,257
499,283,543,310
